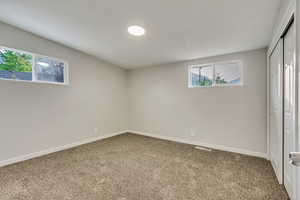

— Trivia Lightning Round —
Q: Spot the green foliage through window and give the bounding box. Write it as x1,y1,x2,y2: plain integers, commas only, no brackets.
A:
215,73,227,84
197,79,213,86
191,66,213,87
0,49,33,72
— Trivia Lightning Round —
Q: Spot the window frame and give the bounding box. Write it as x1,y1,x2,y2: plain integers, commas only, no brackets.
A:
0,46,69,85
188,60,243,88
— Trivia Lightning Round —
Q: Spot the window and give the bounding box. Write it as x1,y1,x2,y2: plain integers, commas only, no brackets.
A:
0,47,33,81
190,64,213,87
188,60,243,88
0,46,68,85
35,56,65,83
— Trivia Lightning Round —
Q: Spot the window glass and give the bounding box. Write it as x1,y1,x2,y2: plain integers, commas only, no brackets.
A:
190,67,200,86
190,65,213,87
189,61,242,88
35,56,65,83
214,62,242,85
0,47,33,81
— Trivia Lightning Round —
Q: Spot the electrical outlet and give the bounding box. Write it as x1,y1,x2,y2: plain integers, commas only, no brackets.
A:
94,128,99,135
190,129,196,137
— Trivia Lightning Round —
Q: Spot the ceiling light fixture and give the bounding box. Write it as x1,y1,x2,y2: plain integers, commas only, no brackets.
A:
128,25,145,36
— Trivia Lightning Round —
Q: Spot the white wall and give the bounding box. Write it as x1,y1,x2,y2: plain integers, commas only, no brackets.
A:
128,49,267,156
270,0,295,53
273,0,293,33
0,21,269,164
0,22,128,162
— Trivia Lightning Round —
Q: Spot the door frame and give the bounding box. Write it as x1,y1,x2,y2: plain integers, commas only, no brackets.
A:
267,0,298,199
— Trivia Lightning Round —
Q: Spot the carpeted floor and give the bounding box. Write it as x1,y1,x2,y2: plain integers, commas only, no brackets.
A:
0,133,288,200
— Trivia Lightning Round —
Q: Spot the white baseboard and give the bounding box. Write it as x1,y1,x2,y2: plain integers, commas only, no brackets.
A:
0,131,126,168
0,130,268,168
128,130,268,159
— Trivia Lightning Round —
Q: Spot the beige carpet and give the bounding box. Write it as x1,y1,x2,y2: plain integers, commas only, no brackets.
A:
0,133,288,200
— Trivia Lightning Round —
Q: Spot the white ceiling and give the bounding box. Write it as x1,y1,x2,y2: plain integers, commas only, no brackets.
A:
0,0,281,69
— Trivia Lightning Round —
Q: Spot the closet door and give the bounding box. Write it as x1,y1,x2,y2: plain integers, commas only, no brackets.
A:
283,22,296,198
269,39,284,184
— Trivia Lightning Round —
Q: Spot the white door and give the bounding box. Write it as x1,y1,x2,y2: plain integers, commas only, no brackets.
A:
269,39,284,184
283,22,296,199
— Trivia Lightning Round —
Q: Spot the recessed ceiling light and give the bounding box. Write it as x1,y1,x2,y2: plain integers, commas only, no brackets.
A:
128,25,145,36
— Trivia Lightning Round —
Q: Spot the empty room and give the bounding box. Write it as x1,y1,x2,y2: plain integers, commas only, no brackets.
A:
0,0,300,199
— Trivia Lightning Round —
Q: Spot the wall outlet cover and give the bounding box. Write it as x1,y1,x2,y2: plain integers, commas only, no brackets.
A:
94,128,99,134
